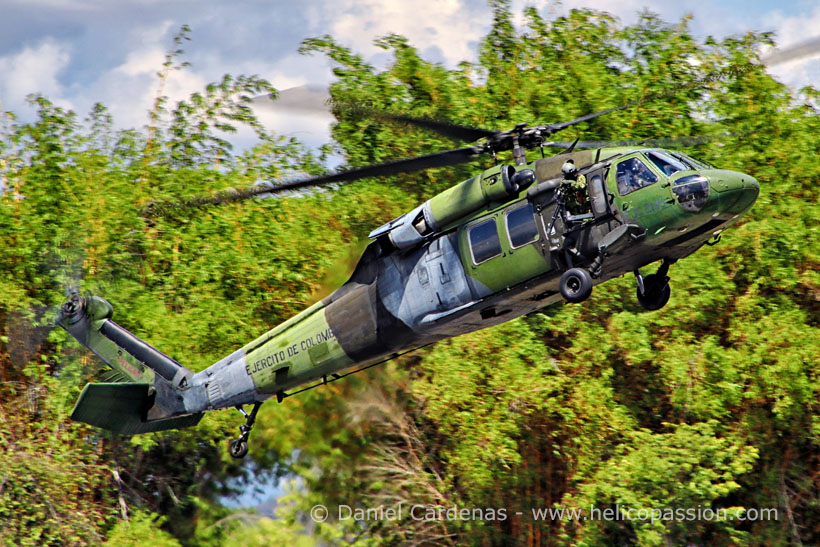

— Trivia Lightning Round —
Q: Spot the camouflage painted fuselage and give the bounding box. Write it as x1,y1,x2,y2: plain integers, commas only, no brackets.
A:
181,146,759,415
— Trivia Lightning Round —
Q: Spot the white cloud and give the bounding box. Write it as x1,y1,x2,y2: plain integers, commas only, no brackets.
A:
4,0,164,9
4,0,103,9
327,0,487,66
761,6,820,50
79,21,209,130
116,47,166,78
0,39,72,111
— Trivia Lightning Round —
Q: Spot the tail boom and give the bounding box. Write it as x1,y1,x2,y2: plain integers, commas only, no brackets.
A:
57,295,202,433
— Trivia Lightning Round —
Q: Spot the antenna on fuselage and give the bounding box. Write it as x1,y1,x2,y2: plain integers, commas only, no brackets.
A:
563,138,580,154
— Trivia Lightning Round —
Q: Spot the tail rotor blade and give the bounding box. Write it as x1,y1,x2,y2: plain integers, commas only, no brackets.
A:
6,245,87,368
7,308,58,368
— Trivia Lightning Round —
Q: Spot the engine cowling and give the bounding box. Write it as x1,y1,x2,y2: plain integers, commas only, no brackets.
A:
369,164,533,251
426,164,519,230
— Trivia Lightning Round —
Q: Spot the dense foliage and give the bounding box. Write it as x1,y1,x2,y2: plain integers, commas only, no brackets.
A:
1,4,818,545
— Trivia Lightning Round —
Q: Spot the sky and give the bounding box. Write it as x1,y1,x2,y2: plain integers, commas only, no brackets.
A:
1,0,820,151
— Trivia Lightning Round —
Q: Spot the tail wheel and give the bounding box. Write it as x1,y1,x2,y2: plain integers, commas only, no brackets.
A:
637,273,670,311
560,268,593,303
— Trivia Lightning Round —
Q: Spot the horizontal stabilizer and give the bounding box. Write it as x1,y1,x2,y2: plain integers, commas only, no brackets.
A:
71,383,203,435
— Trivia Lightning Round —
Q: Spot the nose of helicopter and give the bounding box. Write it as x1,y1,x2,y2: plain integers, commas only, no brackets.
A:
667,169,759,243
706,170,759,216
671,169,758,217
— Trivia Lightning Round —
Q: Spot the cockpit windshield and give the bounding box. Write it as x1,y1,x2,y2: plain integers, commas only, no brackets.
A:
670,151,713,169
647,150,688,176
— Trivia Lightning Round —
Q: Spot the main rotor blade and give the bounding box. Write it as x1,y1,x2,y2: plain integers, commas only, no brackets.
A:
545,35,820,136
344,31,820,142
760,35,820,66
252,86,498,142
545,131,754,150
251,84,331,114
253,34,820,143
145,145,484,217
342,107,499,142
544,67,749,136
546,104,629,134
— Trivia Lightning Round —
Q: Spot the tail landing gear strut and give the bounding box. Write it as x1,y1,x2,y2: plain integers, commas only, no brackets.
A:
229,402,262,459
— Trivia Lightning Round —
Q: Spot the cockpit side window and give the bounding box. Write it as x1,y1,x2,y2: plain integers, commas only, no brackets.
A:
616,157,658,196
647,150,688,176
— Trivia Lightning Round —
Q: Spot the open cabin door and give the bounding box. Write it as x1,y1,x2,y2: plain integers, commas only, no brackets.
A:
576,165,635,264
586,167,612,220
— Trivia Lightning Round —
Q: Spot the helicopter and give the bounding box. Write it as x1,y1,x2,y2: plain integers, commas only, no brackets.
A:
55,91,760,458
68,26,820,458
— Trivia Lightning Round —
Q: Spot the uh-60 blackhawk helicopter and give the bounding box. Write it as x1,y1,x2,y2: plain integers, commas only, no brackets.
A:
56,94,760,458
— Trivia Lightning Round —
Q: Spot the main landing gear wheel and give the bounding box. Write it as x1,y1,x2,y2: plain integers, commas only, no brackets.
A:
228,402,261,459
229,439,249,459
637,273,671,311
560,267,593,303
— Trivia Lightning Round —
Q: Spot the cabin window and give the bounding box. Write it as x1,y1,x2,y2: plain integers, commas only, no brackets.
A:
616,157,658,195
647,150,688,176
468,218,502,264
505,203,539,248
